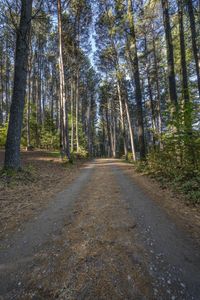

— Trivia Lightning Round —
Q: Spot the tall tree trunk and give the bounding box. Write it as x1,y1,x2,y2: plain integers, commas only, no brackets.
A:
87,94,92,157
178,0,195,164
105,99,112,157
0,57,4,125
152,31,162,139
161,0,178,108
144,36,156,147
124,94,136,160
147,72,156,147
109,97,116,158
50,64,54,132
37,40,42,125
117,80,128,159
27,58,31,149
186,0,200,98
57,0,70,160
5,38,10,122
75,69,79,152
112,114,116,158
178,0,191,128
127,0,146,159
70,79,74,153
4,0,33,170
27,35,33,149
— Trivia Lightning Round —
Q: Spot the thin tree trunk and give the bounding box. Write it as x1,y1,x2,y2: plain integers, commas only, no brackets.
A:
70,79,74,152
152,31,162,138
5,38,10,122
27,59,31,149
0,58,3,125
105,100,112,157
87,94,92,156
75,69,79,152
109,97,115,158
178,0,195,164
178,0,191,127
57,0,70,160
37,40,42,125
51,65,54,132
124,94,136,160
4,0,33,170
144,36,156,147
186,0,200,98
113,114,116,158
117,80,128,159
127,0,146,159
161,0,178,108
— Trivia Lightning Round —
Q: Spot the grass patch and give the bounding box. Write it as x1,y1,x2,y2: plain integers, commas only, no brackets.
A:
45,151,61,158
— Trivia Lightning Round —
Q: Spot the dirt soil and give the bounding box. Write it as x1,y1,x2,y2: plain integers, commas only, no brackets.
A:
0,150,86,239
0,159,200,299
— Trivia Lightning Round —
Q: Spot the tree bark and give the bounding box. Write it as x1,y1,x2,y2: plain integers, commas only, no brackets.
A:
75,69,79,152
117,80,128,160
57,0,70,160
0,56,4,125
178,0,191,128
70,79,74,153
124,93,136,160
152,30,162,138
27,57,31,149
186,0,200,98
161,0,178,108
4,0,33,169
127,0,146,159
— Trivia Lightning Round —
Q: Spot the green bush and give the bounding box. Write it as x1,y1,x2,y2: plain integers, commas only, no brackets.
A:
0,123,8,147
135,148,200,204
73,147,89,159
40,129,60,150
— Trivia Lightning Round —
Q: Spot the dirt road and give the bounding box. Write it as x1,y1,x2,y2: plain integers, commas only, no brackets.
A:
0,159,200,299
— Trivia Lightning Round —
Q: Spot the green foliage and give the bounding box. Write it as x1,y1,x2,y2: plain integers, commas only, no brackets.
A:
68,113,88,153
122,151,134,161
0,123,8,147
40,129,60,150
134,101,200,204
135,148,200,204
47,151,61,158
72,147,89,159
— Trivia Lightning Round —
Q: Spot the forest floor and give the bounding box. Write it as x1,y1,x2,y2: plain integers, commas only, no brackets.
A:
0,150,86,239
0,157,200,299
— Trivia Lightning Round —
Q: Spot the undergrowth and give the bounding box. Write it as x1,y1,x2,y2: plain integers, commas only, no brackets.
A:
134,151,200,205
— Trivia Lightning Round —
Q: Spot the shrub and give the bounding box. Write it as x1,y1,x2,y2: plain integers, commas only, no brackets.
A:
0,123,8,147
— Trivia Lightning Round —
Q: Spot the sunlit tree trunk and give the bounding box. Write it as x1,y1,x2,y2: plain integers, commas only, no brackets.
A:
124,94,136,161
57,0,70,160
27,57,31,149
70,79,74,153
117,80,128,160
127,0,146,159
75,69,79,152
